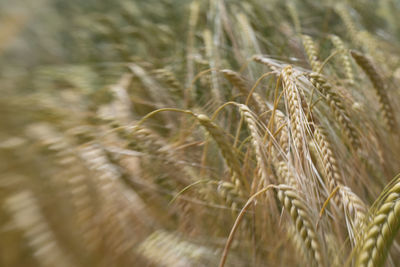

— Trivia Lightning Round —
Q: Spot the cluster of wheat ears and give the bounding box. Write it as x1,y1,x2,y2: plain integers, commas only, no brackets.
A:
2,0,400,266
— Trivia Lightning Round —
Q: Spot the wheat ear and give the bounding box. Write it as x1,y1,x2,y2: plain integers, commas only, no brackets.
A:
314,125,367,243
282,65,305,155
78,144,138,255
270,111,296,186
340,185,367,243
350,50,397,132
355,176,400,267
272,109,289,156
286,2,301,33
288,225,309,266
5,191,74,267
237,104,270,184
277,185,325,267
313,125,344,203
123,124,195,185
196,114,246,194
301,35,322,72
151,68,183,97
307,72,360,150
329,34,354,85
334,4,358,44
221,69,268,115
221,69,248,94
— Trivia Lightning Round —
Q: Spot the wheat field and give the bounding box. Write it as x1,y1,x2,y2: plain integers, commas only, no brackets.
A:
1,0,400,266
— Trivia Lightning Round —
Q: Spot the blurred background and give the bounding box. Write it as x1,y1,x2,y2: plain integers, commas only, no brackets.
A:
1,0,400,266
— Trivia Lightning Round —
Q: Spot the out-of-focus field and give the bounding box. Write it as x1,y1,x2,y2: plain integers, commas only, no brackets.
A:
1,1,400,267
